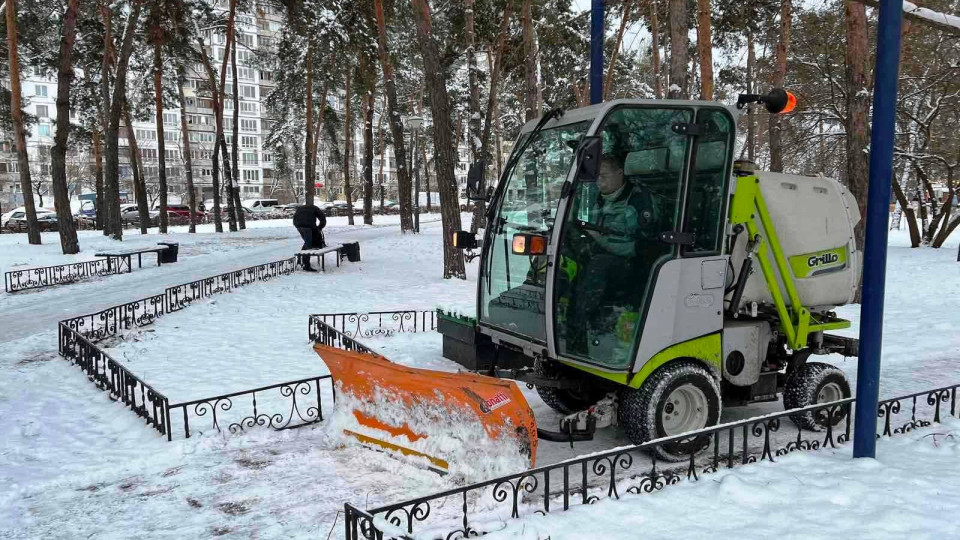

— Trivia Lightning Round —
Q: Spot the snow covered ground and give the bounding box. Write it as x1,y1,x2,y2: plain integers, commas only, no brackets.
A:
485,419,960,540
0,220,958,539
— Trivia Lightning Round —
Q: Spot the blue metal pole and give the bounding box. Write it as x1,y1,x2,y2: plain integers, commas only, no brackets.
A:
853,0,903,459
590,0,604,105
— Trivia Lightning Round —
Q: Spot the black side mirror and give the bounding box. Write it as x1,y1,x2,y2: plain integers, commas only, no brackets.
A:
575,136,602,182
466,160,486,201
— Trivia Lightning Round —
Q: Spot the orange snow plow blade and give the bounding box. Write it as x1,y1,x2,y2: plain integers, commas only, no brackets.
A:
313,344,538,474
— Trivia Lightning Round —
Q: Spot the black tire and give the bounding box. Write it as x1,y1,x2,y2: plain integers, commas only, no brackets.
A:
618,361,721,462
784,362,851,431
533,359,607,415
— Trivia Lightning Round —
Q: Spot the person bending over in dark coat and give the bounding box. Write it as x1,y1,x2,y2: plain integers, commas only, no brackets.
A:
293,205,327,271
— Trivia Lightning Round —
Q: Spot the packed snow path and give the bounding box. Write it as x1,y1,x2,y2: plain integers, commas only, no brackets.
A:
0,216,439,344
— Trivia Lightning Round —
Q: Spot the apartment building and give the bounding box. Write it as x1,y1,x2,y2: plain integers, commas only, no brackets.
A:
0,3,485,213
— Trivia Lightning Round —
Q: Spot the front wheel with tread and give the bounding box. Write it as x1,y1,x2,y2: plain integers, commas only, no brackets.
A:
784,362,851,431
618,361,721,461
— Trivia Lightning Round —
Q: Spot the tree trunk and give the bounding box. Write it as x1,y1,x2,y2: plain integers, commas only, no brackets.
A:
768,0,791,172
667,0,688,98
362,67,375,226
153,37,169,233
50,0,82,253
305,45,315,206
177,66,197,233
651,0,662,98
104,0,142,240
891,175,921,248
343,68,354,225
312,69,331,196
696,0,713,100
746,28,755,160
373,0,413,232
6,0,41,244
99,0,113,235
92,126,104,229
123,104,150,235
231,43,244,229
219,0,238,232
411,0,466,279
843,0,870,251
521,0,539,121
472,5,514,233
197,42,223,232
604,0,634,100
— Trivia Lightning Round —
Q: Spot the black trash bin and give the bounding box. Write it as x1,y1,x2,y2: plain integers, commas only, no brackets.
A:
342,242,361,262
157,242,179,263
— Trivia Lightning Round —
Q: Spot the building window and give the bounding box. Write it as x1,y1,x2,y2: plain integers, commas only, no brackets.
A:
35,85,48,97
163,131,180,142
135,129,156,141
242,152,258,164
240,102,258,114
262,153,272,163
36,105,49,118
189,132,215,143
240,136,257,148
241,169,259,182
238,67,254,80
165,149,180,160
237,50,251,65
38,124,51,137
260,71,274,82
240,85,256,99
240,119,257,132
163,113,178,125
237,33,253,47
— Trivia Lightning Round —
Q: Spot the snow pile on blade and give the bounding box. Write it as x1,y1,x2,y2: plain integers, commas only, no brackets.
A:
314,344,537,480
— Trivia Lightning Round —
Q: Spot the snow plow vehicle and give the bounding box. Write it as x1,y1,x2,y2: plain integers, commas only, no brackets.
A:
314,89,861,472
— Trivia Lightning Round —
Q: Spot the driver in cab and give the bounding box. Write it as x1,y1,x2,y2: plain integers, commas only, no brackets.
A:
565,153,656,353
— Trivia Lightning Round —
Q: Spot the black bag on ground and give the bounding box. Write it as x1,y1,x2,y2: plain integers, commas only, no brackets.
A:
342,242,361,262
157,242,179,263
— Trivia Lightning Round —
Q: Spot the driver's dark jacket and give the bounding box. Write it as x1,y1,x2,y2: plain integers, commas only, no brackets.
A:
592,183,656,258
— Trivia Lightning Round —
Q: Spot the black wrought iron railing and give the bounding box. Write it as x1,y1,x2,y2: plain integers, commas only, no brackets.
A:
166,257,298,312
55,256,327,442
342,382,960,540
309,310,437,341
166,374,333,440
4,257,130,293
58,322,171,437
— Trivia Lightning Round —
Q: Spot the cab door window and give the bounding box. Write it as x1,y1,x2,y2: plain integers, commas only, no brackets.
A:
554,107,692,368
682,109,734,254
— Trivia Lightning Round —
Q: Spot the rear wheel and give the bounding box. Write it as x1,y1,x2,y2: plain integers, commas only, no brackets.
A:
784,362,851,431
618,361,721,461
534,359,607,415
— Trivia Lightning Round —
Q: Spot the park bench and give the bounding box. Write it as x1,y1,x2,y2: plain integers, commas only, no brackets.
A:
95,242,179,273
297,242,361,272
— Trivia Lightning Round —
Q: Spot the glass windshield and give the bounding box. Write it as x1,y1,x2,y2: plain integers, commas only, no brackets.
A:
480,121,591,341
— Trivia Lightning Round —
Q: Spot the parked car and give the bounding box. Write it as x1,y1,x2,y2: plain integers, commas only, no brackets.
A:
120,204,160,224
158,204,205,220
242,198,280,213
2,207,58,230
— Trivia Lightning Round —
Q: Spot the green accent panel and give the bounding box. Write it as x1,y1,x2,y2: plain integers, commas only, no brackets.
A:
788,247,848,278
559,333,722,389
436,308,476,327
728,175,760,224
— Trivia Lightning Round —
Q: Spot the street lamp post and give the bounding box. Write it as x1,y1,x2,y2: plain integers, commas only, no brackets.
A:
406,116,424,233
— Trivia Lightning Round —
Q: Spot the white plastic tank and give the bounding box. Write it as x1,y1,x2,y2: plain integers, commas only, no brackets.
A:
730,171,862,312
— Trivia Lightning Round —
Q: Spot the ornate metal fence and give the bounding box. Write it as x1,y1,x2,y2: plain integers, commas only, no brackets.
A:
308,310,437,341
58,322,170,437
54,256,334,442
4,257,129,293
343,382,960,540
166,257,298,311
166,375,333,440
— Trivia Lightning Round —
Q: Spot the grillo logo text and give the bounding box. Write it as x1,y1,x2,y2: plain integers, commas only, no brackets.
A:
807,252,840,268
